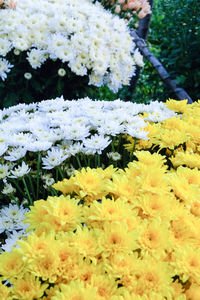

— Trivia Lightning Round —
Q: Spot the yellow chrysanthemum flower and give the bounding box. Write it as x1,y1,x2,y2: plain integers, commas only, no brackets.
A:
72,167,111,203
139,218,172,258
137,192,174,221
132,258,174,298
154,128,188,150
185,283,200,300
172,246,200,284
12,273,48,300
167,170,200,204
70,226,102,260
0,248,26,280
84,197,135,229
0,280,13,300
99,222,139,257
170,151,200,169
107,252,139,278
52,177,77,195
90,274,118,299
51,281,98,300
134,150,167,169
17,231,57,259
169,208,200,248
107,173,139,204
165,99,188,113
24,195,83,233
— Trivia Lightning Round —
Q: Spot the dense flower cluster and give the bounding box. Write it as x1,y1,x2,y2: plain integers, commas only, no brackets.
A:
0,0,140,91
1,148,200,298
0,97,175,178
99,0,151,23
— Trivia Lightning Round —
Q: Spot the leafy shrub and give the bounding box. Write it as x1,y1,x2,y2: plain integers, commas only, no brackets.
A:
146,0,200,101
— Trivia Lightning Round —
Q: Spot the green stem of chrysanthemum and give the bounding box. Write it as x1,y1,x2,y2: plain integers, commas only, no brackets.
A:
130,138,137,159
82,153,88,167
58,166,64,180
36,152,41,200
9,193,20,207
95,154,97,168
50,187,58,196
87,157,91,167
76,156,82,169
117,134,122,152
56,168,59,182
28,173,36,201
97,154,101,167
111,137,116,152
22,177,33,206
10,179,24,196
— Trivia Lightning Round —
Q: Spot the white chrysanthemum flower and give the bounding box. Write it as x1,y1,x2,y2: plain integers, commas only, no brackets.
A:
9,161,31,178
62,124,90,140
0,38,12,56
8,133,35,147
83,134,111,154
133,48,144,67
27,48,47,69
4,147,27,161
0,143,8,156
0,58,13,81
1,229,29,253
42,148,69,169
2,183,16,195
68,142,84,156
0,164,9,179
107,152,122,161
26,140,52,152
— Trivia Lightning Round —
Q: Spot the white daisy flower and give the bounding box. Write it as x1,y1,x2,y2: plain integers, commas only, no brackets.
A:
0,58,13,81
9,161,31,178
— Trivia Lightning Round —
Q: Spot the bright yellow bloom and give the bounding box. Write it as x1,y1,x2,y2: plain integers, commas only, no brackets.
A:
70,226,102,260
12,273,48,300
51,281,98,300
185,283,200,300
165,99,188,113
167,170,200,204
172,246,200,284
99,222,139,257
0,280,13,300
73,167,111,203
139,218,172,258
134,258,173,297
24,195,83,233
90,274,118,299
0,248,26,280
107,173,139,204
18,231,57,259
84,197,135,229
52,177,77,195
170,151,200,169
134,150,167,169
137,192,174,221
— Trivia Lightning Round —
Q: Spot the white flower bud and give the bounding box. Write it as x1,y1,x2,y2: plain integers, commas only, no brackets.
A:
58,68,66,77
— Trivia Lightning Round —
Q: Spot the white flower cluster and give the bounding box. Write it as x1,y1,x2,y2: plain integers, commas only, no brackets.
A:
0,97,177,171
0,204,30,252
0,0,138,91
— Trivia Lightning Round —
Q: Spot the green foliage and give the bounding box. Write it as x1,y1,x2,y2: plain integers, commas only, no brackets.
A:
146,0,200,101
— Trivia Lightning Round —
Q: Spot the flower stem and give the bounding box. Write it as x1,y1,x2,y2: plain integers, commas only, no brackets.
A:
28,173,36,200
22,177,33,206
76,156,82,169
36,152,41,200
58,166,64,180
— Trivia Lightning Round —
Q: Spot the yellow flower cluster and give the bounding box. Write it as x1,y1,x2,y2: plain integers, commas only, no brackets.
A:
1,142,200,299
